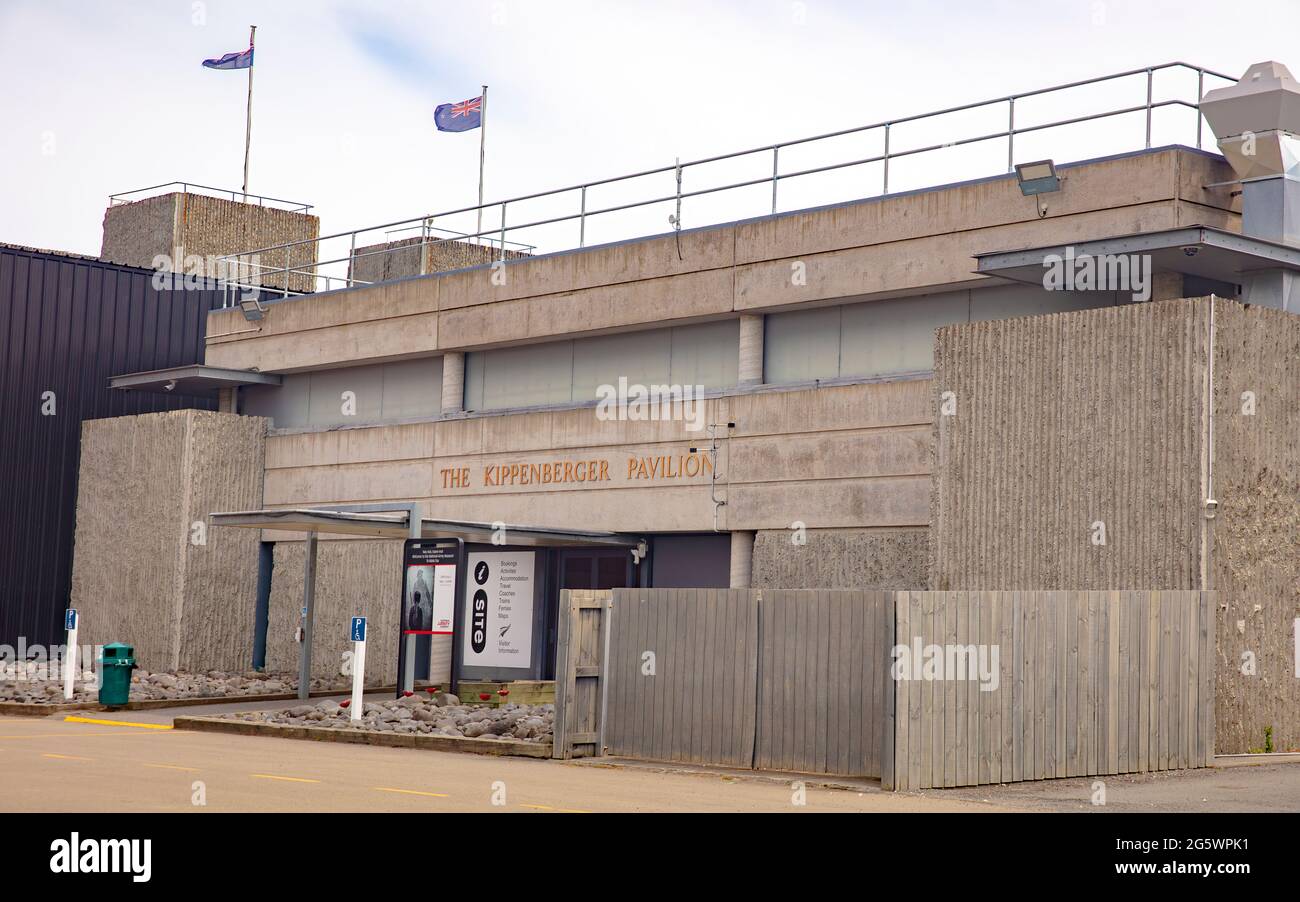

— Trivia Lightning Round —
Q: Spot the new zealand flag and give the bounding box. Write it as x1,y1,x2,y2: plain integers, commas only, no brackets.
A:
434,95,483,132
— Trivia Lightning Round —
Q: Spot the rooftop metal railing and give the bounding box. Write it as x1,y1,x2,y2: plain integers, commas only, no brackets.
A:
217,61,1237,305
109,181,314,214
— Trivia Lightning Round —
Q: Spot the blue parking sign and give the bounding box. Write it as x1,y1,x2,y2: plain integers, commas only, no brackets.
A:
65,609,77,631
350,617,367,642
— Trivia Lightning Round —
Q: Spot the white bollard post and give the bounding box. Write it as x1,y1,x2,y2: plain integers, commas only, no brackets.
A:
63,609,78,700
350,617,367,723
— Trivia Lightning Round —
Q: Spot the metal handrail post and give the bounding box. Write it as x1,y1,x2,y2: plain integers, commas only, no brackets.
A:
349,231,357,286
579,186,587,247
674,158,683,229
771,146,780,214
283,245,290,298
1145,68,1154,148
1007,98,1015,172
1196,68,1204,149
499,202,508,262
883,124,890,194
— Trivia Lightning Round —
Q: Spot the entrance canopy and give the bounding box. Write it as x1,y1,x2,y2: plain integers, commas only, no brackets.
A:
210,505,644,701
109,364,281,397
974,225,1300,287
210,507,643,548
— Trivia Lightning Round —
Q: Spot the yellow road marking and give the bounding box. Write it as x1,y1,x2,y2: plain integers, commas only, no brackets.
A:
65,715,172,730
143,763,198,772
519,803,590,813
0,730,183,739
251,773,320,783
373,787,449,798
43,753,94,761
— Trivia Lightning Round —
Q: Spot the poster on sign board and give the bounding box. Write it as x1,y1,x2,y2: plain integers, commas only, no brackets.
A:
401,540,459,636
462,550,535,669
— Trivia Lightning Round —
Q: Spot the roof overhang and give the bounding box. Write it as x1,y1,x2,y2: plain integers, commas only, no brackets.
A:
210,508,643,548
109,364,281,396
974,226,1300,287
211,509,413,538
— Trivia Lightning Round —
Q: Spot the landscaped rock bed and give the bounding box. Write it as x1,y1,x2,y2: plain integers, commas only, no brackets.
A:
221,692,555,744
0,667,357,706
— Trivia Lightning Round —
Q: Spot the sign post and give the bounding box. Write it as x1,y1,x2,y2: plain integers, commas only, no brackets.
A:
63,609,78,700
349,617,367,722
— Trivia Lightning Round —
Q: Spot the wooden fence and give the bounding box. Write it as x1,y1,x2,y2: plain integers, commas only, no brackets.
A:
551,590,609,759
554,588,1216,789
889,590,1216,789
602,589,759,767
755,590,893,777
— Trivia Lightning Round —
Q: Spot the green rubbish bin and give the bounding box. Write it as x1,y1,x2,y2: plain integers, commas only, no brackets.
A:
98,642,136,707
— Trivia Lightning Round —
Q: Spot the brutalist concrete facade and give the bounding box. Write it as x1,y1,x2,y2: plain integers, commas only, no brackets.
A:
101,192,320,293
69,410,267,672
930,297,1299,754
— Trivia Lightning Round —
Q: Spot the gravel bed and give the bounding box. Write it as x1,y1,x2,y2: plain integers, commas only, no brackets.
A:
0,667,357,706
219,692,555,743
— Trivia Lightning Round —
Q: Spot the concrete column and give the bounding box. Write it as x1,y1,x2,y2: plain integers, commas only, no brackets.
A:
217,387,235,413
729,530,755,589
738,314,764,386
441,351,465,414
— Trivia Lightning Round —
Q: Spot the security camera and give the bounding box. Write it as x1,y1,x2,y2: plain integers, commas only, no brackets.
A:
1181,246,1200,257
164,380,177,392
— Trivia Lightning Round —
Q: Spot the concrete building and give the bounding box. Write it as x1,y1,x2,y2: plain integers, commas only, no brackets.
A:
69,62,1298,752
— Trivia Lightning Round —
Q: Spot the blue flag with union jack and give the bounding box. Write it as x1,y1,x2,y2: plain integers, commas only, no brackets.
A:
434,95,482,132
202,45,254,70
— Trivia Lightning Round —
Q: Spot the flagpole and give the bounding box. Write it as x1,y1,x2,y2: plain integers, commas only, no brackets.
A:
242,25,257,200
476,84,488,241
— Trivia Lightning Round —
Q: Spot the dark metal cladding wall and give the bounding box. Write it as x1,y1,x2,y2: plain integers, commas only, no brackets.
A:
0,246,225,647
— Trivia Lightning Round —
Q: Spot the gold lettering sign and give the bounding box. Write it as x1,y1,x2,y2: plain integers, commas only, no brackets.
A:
439,451,711,491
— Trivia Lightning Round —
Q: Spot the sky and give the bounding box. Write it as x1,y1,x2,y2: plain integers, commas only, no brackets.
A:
1,0,1297,266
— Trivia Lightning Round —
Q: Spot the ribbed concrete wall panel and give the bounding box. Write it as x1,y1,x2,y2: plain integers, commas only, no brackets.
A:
753,527,929,590
930,299,1208,591
176,412,267,672
266,539,404,684
69,410,265,671
1210,299,1300,754
931,297,1299,753
69,413,188,669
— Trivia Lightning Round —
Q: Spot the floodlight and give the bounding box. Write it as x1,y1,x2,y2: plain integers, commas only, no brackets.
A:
1015,159,1060,196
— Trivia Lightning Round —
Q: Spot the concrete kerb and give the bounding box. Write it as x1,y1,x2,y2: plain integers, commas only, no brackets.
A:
0,686,397,717
173,715,553,759
572,756,886,794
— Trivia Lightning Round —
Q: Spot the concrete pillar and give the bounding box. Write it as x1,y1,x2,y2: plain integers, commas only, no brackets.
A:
441,351,465,414
738,314,764,386
1148,271,1184,302
217,387,235,413
729,530,755,589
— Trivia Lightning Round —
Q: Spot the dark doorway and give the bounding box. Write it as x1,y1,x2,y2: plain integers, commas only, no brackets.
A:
649,533,731,588
539,548,637,679
561,548,635,590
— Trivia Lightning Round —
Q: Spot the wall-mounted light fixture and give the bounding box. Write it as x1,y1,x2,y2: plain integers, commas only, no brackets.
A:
1015,159,1060,196
239,296,267,322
